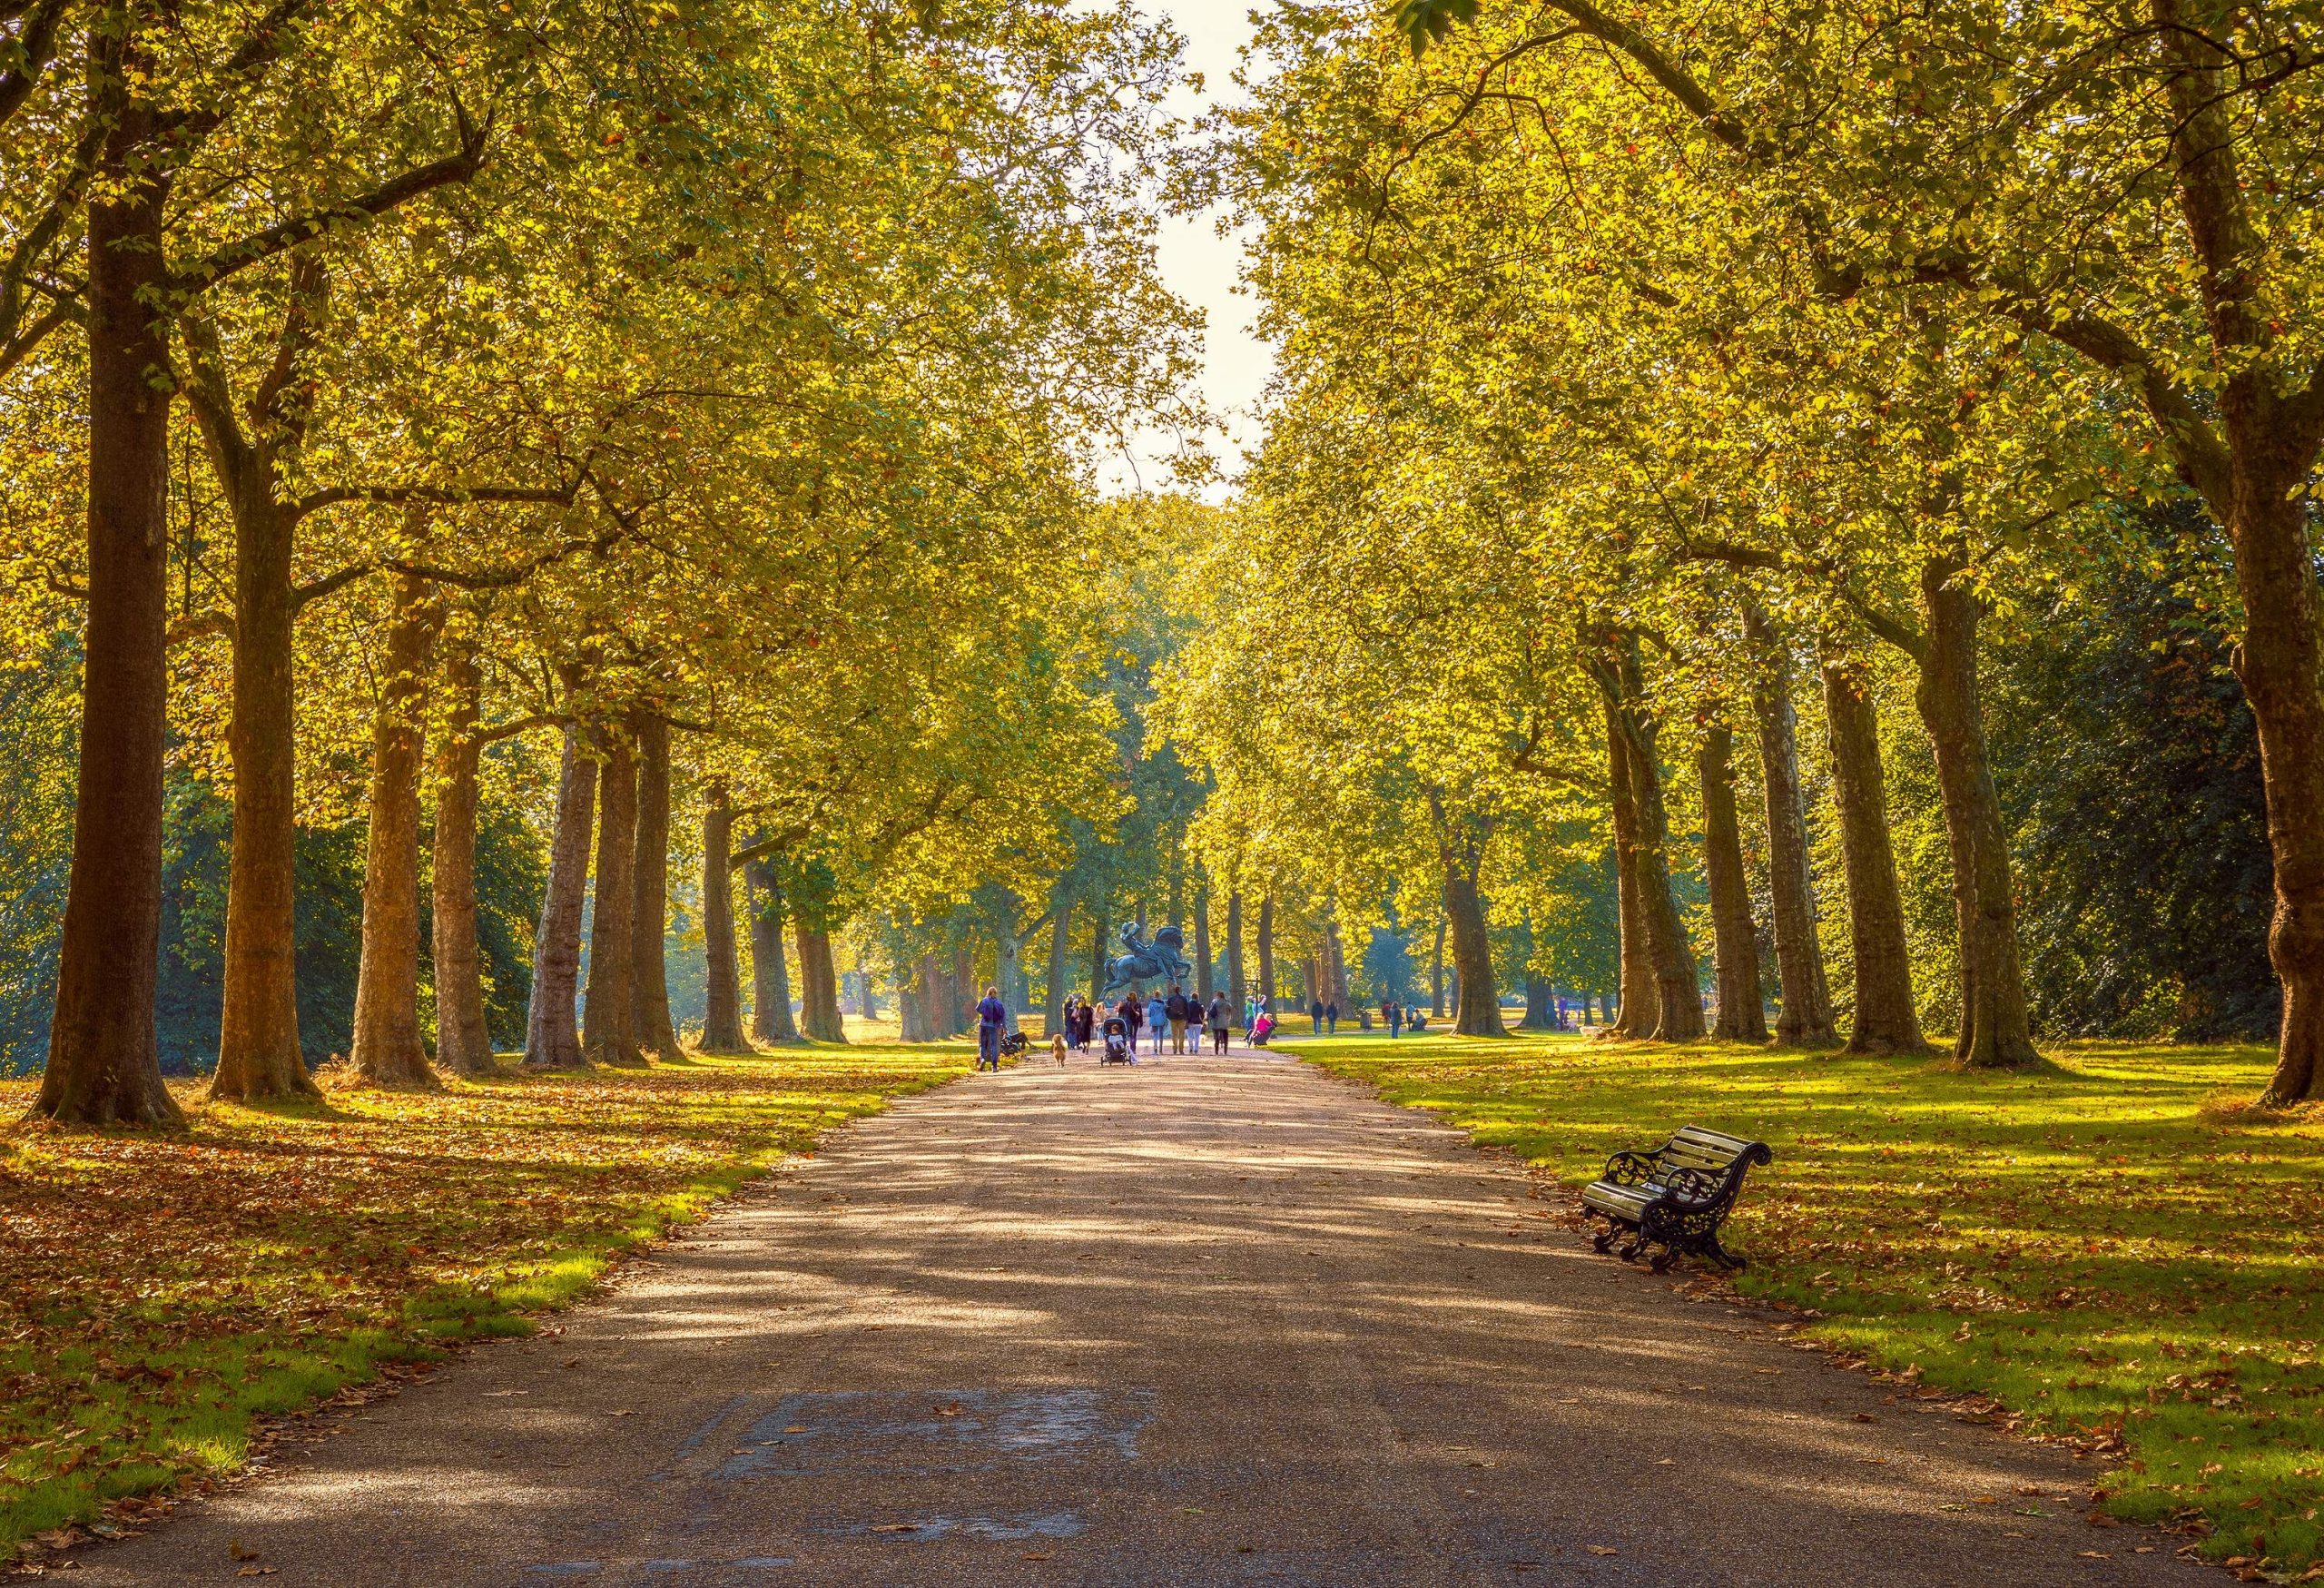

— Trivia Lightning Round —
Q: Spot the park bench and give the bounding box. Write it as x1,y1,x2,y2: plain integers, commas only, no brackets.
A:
1580,1125,1773,1273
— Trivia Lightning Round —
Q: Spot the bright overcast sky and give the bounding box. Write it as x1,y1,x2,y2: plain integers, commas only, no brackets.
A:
1101,0,1276,503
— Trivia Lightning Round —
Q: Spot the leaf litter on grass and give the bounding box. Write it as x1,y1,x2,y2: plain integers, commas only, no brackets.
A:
0,1046,968,1563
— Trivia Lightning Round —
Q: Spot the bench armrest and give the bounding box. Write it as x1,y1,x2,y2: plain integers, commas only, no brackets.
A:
1600,1149,1659,1187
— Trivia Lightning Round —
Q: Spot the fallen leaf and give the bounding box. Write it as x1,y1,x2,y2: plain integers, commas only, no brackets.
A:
1021,1552,1051,1562
1587,1546,1620,1556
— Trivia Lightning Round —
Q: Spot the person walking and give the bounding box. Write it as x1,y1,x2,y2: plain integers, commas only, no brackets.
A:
1167,985,1190,1053
1207,991,1231,1055
1145,990,1168,1057
1075,998,1095,1051
975,984,1008,1071
1308,996,1324,1034
1324,999,1340,1036
1118,991,1143,1050
1388,998,1403,1038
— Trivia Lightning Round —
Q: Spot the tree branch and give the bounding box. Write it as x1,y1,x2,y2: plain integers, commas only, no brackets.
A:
169,104,488,299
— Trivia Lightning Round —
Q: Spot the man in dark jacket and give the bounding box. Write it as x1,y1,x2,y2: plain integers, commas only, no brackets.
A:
1166,986,1191,1053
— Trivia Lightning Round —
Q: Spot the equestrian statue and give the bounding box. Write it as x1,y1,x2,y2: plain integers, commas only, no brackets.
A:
1100,922,1193,998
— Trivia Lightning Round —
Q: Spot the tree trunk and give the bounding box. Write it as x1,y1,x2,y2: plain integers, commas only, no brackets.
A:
2241,481,2324,1101
746,863,798,1044
430,640,495,1077
523,725,596,1070
699,785,749,1053
584,726,643,1067
1443,861,1503,1036
1226,891,1246,1021
1256,896,1276,1013
1324,917,1350,1011
347,574,443,1088
1604,649,1705,1041
1193,883,1214,998
209,485,317,1100
1046,893,1071,1035
904,952,940,1041
1819,652,1926,1054
1431,917,1446,1017
628,709,681,1061
36,26,182,1127
796,925,846,1041
993,912,1024,1031
1744,609,1837,1044
1088,906,1108,1001
1913,557,2037,1068
1699,725,1770,1043
1521,973,1553,1030
1605,710,1657,1037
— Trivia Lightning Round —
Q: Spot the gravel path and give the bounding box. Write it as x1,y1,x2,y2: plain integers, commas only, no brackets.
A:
75,1052,2206,1587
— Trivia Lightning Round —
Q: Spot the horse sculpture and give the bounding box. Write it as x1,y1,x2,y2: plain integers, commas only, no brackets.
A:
1100,922,1194,998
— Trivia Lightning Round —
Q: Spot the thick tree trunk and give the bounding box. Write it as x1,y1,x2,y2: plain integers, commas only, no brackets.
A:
1431,917,1446,1017
1604,712,1657,1037
347,575,443,1088
210,490,317,1100
430,641,495,1076
584,726,644,1066
994,917,1025,1031
903,952,940,1041
796,926,846,1041
1046,894,1071,1034
1521,973,1553,1030
36,33,183,1127
523,725,596,1070
1603,651,1705,1041
1744,610,1837,1044
1324,917,1350,1011
1193,883,1213,998
1226,892,1246,1021
1819,653,1926,1054
2241,484,2324,1101
2149,0,2324,1102
699,787,749,1052
1443,862,1503,1036
1256,896,1276,1013
1914,558,2037,1068
1700,726,1770,1043
628,710,681,1061
746,863,798,1044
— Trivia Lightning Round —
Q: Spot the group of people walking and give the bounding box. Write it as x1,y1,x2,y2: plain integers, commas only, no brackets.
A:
1059,985,1234,1058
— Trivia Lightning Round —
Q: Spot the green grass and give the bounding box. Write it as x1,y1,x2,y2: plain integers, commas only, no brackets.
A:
1295,1030,2324,1574
0,1042,970,1560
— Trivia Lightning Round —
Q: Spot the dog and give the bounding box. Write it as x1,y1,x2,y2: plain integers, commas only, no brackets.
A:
1049,1032,1069,1066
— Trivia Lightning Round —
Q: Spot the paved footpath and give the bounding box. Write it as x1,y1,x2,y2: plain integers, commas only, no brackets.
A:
80,1054,2206,1587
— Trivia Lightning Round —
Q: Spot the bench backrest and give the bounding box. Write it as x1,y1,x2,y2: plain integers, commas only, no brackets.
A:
1649,1126,1772,1205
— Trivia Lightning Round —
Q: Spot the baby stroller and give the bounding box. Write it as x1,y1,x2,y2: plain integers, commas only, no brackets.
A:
1099,1015,1136,1065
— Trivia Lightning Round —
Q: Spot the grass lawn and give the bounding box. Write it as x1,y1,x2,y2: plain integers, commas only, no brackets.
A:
0,1040,970,1562
1295,1030,2324,1576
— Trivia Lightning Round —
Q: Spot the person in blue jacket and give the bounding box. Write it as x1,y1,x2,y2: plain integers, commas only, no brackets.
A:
976,985,1009,1071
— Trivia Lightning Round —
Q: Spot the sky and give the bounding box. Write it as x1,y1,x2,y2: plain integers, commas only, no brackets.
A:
1102,0,1277,502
